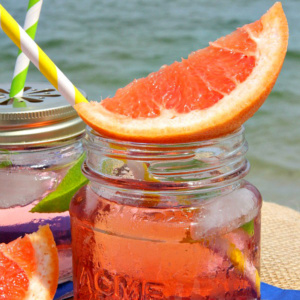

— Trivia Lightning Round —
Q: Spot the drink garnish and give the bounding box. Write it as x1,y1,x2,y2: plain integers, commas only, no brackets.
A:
31,153,88,213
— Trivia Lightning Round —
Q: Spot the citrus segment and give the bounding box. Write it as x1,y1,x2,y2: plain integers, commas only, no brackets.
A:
211,23,261,55
0,225,59,300
0,235,36,278
0,250,29,299
75,2,288,142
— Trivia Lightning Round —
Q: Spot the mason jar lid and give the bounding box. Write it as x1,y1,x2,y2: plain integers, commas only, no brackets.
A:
0,82,86,146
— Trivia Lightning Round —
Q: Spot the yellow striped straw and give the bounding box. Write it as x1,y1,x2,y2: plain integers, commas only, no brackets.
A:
0,4,88,105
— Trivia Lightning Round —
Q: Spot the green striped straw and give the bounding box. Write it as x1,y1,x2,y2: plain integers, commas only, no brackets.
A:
0,5,88,106
9,0,43,107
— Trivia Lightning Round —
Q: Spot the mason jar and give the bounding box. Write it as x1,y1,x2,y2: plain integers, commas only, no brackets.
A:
0,83,86,283
70,126,262,300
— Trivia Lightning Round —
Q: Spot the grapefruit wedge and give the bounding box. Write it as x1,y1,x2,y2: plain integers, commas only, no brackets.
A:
0,225,59,300
75,2,288,142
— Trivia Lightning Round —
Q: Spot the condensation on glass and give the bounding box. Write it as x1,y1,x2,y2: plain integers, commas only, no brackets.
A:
0,83,86,283
70,126,262,300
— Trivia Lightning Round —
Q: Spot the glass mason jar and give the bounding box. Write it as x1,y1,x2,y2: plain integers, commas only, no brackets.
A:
0,83,86,283
70,126,262,300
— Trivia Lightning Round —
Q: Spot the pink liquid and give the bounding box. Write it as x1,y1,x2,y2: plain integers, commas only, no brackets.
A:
0,167,72,282
70,185,261,299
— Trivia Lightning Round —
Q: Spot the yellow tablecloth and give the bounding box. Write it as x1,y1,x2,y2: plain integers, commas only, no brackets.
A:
261,201,300,290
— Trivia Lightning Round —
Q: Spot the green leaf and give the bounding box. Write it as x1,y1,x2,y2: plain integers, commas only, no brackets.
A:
31,153,89,213
241,220,255,236
0,149,12,168
101,158,121,175
0,160,12,168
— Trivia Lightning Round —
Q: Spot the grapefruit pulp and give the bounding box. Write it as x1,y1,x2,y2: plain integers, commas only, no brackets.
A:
75,2,288,142
0,225,59,300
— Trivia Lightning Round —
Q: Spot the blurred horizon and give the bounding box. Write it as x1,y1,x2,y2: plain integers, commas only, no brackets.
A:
0,0,299,211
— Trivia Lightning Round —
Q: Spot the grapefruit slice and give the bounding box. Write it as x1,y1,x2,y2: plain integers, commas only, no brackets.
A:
0,225,59,300
75,2,288,142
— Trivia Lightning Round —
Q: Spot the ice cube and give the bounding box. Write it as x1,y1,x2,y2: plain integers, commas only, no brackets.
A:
126,161,146,180
0,168,58,208
191,188,259,239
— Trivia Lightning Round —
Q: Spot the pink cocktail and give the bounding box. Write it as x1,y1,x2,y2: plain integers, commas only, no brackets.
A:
70,126,262,299
0,83,86,282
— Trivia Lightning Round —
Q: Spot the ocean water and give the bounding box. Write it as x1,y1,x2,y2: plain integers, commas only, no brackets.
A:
0,0,299,211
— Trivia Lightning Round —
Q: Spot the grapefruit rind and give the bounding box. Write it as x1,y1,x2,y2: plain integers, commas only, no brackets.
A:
75,2,288,142
0,225,59,300
25,225,59,300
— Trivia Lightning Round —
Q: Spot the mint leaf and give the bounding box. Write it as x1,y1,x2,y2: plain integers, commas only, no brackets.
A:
0,149,12,168
241,220,255,236
31,153,89,213
0,160,12,168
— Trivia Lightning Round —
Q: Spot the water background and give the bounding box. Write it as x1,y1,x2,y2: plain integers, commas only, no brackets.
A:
1,0,299,211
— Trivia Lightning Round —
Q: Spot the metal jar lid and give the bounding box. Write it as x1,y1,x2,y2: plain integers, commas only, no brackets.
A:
0,82,86,146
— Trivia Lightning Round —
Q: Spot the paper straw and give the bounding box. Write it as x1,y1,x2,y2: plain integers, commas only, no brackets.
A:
0,4,88,105
9,0,43,98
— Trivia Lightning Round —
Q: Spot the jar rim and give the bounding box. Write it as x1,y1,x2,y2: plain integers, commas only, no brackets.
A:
85,126,245,148
83,125,249,193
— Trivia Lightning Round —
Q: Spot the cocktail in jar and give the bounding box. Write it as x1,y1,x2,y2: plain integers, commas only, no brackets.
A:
70,127,261,299
0,83,86,282
70,3,287,299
